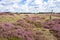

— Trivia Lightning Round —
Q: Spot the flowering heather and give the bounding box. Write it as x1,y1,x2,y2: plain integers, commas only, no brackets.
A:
42,19,60,40
0,14,59,40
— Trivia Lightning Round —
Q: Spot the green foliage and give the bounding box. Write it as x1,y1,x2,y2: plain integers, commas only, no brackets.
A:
8,37,22,40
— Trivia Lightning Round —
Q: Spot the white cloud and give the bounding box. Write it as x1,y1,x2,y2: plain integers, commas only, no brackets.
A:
57,0,60,1
0,0,60,13
20,5,29,12
25,0,32,5
34,0,43,4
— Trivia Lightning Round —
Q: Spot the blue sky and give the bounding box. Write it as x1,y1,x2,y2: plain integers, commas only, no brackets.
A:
0,0,60,13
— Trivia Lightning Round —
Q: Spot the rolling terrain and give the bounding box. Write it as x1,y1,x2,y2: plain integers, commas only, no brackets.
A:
0,12,60,40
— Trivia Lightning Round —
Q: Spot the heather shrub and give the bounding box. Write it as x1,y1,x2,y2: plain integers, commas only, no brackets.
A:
14,19,37,28
23,16,44,28
43,19,60,40
0,14,58,40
